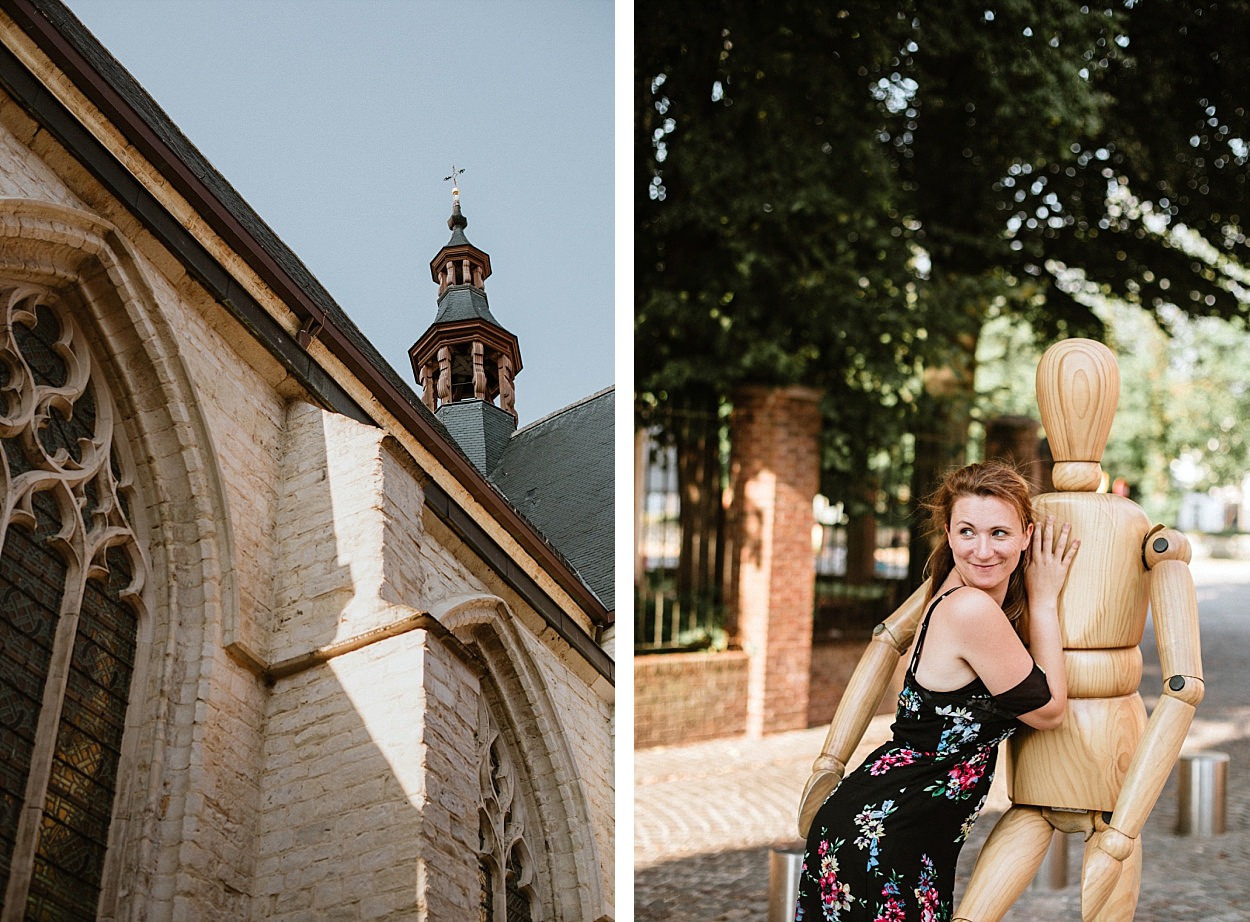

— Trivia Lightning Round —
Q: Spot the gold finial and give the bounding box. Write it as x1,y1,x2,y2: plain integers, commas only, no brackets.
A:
443,164,465,200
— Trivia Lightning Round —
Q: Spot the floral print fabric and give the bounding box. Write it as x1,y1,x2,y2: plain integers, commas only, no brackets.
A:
795,587,1045,921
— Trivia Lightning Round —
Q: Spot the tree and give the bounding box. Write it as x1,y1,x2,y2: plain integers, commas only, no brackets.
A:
974,297,1250,527
638,1,1120,584
1026,0,1249,327
857,2,1126,579
637,1,1250,595
636,2,940,477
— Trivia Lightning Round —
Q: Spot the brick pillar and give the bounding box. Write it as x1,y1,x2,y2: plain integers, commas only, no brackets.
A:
729,385,821,737
984,414,1044,492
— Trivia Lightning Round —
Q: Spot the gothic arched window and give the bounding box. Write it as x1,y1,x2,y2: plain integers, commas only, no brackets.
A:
0,286,145,918
477,695,541,922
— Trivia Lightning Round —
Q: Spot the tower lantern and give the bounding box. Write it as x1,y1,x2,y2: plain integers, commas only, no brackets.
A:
409,173,522,426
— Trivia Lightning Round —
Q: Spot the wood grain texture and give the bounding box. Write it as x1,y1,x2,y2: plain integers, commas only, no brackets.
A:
961,338,1187,921
1064,647,1142,698
1107,694,1196,838
1081,824,1143,922
1036,338,1119,469
1030,492,1151,649
1149,559,1203,683
953,806,1054,921
1007,695,1147,812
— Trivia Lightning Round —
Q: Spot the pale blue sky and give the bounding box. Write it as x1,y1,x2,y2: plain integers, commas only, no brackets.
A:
69,0,614,423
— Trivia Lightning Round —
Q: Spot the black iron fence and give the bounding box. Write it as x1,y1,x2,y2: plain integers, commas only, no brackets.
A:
636,423,912,651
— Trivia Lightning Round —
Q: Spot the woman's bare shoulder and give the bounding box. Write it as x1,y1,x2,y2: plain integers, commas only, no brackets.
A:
939,586,1008,628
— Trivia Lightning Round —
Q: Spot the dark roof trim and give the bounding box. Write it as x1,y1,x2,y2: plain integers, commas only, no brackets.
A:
0,0,612,682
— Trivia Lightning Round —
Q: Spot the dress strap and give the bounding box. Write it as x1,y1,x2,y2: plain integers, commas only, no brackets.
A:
907,585,965,676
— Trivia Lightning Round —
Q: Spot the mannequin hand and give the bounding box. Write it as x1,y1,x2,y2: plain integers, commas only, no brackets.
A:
1081,827,1132,916
1025,515,1079,605
797,769,842,838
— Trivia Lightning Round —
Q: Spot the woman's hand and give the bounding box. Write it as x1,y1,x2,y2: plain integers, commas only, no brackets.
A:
1017,514,1077,729
1026,515,1079,606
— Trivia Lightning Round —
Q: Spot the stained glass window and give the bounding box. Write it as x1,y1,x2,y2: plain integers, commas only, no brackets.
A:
26,547,137,919
479,858,493,922
0,495,67,898
0,286,144,919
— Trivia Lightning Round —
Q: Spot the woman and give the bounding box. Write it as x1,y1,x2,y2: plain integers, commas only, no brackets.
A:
795,461,1076,921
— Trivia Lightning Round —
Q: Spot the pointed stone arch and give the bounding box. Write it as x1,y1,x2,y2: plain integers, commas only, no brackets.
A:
0,198,241,918
434,594,607,922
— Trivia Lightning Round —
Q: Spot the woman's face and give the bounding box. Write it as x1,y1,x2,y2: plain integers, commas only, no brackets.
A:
945,494,1033,599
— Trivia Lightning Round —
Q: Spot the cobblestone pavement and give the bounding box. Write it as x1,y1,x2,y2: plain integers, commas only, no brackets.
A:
634,556,1250,921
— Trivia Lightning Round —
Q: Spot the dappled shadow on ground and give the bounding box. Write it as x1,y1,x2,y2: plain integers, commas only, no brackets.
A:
635,843,786,922
636,720,1250,922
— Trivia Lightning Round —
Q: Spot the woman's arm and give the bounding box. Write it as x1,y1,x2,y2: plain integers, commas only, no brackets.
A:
950,516,1077,729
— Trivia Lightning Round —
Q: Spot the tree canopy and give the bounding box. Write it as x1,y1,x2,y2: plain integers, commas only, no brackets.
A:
636,2,932,490
637,0,1250,527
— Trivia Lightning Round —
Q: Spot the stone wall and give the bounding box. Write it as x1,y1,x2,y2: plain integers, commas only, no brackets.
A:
255,401,614,919
252,628,481,920
0,84,613,921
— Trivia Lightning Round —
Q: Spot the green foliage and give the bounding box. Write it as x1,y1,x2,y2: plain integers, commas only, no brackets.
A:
636,1,932,452
637,0,1250,527
1153,310,1250,491
1101,303,1175,518
975,301,1250,523
1031,0,1250,326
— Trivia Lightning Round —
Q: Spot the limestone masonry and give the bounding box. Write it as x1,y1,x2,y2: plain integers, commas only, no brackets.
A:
0,1,614,919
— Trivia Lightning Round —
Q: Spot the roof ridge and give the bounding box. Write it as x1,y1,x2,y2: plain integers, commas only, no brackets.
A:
516,385,614,433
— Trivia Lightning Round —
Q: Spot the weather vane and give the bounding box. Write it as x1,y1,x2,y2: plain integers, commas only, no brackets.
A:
443,164,465,200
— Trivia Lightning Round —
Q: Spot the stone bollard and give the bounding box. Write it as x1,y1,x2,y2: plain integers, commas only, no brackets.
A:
1029,829,1069,890
768,847,804,922
1176,751,1229,836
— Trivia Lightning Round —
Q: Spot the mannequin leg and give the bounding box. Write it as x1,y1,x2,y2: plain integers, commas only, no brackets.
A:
953,805,1054,922
1081,829,1142,922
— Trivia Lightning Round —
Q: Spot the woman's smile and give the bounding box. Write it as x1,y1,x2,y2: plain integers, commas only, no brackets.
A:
945,495,1032,601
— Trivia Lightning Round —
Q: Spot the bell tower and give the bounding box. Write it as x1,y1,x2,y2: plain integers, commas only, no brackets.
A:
409,174,523,472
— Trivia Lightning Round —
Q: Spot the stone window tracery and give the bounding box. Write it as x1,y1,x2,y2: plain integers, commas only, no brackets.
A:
0,285,145,918
477,696,541,922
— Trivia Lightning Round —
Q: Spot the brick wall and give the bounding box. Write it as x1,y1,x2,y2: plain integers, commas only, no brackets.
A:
250,629,481,920
634,651,749,748
635,639,908,749
0,112,614,919
807,637,907,727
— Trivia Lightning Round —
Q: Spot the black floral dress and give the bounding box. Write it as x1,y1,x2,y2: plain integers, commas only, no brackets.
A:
795,586,1051,922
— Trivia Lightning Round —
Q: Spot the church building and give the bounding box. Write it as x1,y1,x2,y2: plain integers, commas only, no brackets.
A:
0,1,614,919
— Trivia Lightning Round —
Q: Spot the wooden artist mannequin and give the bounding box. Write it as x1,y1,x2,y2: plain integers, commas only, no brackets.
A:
797,338,1203,921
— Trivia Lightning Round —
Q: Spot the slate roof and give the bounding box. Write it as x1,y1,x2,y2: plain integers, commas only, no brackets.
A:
489,388,615,612
434,285,504,327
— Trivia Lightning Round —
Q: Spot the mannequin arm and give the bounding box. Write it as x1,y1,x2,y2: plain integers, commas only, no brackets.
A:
1084,528,1203,915
797,580,930,836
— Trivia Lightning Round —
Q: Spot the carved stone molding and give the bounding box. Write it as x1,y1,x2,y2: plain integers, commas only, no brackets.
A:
0,281,148,917
477,695,540,922
0,284,142,588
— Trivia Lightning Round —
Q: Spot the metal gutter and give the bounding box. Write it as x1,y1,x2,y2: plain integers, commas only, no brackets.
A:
0,0,613,682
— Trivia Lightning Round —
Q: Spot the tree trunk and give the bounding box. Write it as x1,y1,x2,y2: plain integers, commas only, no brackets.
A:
907,330,979,588
674,406,725,632
844,476,879,585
